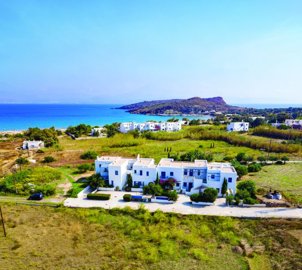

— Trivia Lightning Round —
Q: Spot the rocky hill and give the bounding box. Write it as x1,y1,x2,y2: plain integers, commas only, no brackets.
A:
118,97,243,115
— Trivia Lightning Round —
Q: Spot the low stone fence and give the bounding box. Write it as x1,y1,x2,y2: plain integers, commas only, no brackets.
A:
192,201,214,206
97,187,115,191
131,188,143,192
77,185,93,199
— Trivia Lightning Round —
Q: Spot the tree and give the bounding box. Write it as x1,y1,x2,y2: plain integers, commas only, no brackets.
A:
126,174,133,188
87,174,105,189
15,157,29,171
221,178,228,196
155,172,159,185
236,152,246,162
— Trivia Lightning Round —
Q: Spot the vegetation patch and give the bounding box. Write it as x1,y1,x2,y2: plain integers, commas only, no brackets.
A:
0,166,62,196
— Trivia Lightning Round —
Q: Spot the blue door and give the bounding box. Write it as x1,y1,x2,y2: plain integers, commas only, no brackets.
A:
188,182,193,191
161,171,166,179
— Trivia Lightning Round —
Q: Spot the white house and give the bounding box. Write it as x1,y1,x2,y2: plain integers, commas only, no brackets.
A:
119,121,181,133
91,127,105,137
285,119,302,128
227,122,249,132
95,155,238,195
22,140,45,150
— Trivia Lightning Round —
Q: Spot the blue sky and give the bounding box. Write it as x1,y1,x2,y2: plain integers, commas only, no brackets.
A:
0,0,302,104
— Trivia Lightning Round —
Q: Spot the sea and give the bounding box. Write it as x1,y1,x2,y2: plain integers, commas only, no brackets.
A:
0,103,301,131
0,104,209,131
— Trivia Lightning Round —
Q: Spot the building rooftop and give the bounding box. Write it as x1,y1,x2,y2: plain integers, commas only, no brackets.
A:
158,158,207,168
134,158,155,167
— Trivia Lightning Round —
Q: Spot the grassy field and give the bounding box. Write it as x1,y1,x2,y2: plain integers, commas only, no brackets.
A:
242,163,302,204
0,204,302,270
45,134,263,165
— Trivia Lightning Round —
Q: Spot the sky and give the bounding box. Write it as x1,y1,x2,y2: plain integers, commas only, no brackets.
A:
0,0,302,105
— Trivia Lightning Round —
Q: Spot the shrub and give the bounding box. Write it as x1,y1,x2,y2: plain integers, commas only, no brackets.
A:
42,156,56,163
86,174,105,189
87,193,110,200
190,193,200,202
65,124,92,138
24,127,58,147
190,188,218,203
243,197,257,205
165,190,178,201
200,188,218,202
143,183,163,196
80,151,98,160
275,160,284,165
248,163,262,173
123,194,132,202
115,186,120,191
237,180,256,198
77,163,92,173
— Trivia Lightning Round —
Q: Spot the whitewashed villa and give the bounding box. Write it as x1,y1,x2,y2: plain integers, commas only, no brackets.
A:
119,121,182,133
227,122,249,132
22,140,44,150
95,155,237,195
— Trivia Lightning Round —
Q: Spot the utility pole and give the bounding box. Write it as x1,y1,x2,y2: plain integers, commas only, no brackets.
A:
0,206,7,237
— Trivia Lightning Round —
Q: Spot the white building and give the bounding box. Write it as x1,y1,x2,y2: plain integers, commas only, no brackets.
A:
119,121,181,133
91,127,105,137
227,122,249,132
22,140,45,150
285,119,302,128
95,155,237,195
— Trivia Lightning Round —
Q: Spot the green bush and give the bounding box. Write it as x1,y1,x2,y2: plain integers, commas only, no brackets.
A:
123,194,132,202
0,167,62,196
248,163,262,172
243,197,257,205
24,127,59,147
143,183,163,196
190,193,200,202
66,124,92,138
87,193,110,200
42,156,56,163
77,163,92,173
80,151,98,160
190,188,218,203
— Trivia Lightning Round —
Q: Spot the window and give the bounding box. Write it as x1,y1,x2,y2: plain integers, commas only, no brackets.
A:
184,169,188,175
228,177,232,183
140,170,143,176
211,175,215,179
146,171,149,176
197,170,201,176
134,170,137,174
111,181,114,186
183,182,187,187
170,172,174,177
115,170,118,176
189,170,193,176
161,172,166,178
203,179,207,184
176,183,180,187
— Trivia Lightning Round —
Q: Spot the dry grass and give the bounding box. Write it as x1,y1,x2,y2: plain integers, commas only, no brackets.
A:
0,204,302,270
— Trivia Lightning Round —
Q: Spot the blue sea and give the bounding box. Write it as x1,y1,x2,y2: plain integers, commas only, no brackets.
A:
0,103,301,131
0,104,211,131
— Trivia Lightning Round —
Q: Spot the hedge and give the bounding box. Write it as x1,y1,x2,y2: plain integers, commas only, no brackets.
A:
87,193,111,200
123,194,132,202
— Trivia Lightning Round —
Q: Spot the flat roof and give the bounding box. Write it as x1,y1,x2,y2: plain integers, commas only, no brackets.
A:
134,158,155,167
158,159,207,168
